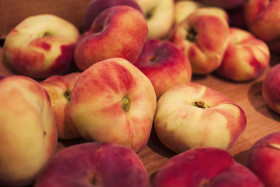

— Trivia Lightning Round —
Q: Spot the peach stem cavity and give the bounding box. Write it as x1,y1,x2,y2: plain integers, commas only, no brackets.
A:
121,96,130,112
193,101,209,108
64,90,71,102
186,27,197,42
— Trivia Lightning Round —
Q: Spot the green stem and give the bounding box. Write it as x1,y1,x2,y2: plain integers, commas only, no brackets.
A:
121,96,130,112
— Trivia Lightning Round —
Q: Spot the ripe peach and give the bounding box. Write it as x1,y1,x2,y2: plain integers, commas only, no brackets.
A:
41,72,81,139
262,64,280,114
133,39,192,99
74,6,148,71
0,75,57,186
70,58,157,152
247,131,280,187
216,27,270,82
154,82,247,153
170,7,230,75
153,147,264,187
83,0,143,31
3,14,79,79
35,142,150,187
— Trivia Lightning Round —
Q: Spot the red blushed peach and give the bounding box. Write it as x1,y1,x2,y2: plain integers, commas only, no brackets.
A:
153,147,264,187
83,0,143,31
170,7,230,75
216,27,270,82
0,75,57,186
133,39,192,99
34,142,150,187
41,72,81,139
244,0,280,52
74,5,148,71
70,58,157,152
3,14,79,79
262,64,280,114
154,82,247,153
247,131,280,187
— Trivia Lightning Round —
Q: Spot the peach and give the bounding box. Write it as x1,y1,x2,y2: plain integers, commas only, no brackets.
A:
70,58,157,152
0,75,57,186
154,82,247,153
247,131,280,187
74,5,148,71
262,64,280,114
41,72,81,139
83,0,143,31
3,14,79,79
35,142,150,187
170,7,230,75
133,39,192,99
216,27,270,82
244,0,280,52
153,147,264,187
135,0,174,39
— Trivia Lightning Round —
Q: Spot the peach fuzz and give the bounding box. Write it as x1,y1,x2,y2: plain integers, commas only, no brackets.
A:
216,27,270,82
3,14,79,79
35,142,150,187
153,147,264,187
154,82,247,153
70,58,157,152
74,5,148,71
247,131,280,187
83,0,143,31
133,39,192,99
244,0,280,52
170,7,230,75
41,72,81,139
0,75,57,186
262,64,280,114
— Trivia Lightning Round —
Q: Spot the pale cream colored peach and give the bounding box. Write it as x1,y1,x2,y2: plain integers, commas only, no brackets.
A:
0,75,57,186
154,82,246,153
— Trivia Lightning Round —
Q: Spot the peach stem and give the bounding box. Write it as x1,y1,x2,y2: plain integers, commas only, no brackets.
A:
193,101,209,108
121,96,130,112
64,90,71,102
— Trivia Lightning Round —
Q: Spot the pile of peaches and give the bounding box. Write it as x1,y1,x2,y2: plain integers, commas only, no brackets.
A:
1,0,280,186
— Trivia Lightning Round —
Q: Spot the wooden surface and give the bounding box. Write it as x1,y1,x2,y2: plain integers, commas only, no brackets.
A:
0,0,92,39
1,0,280,185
